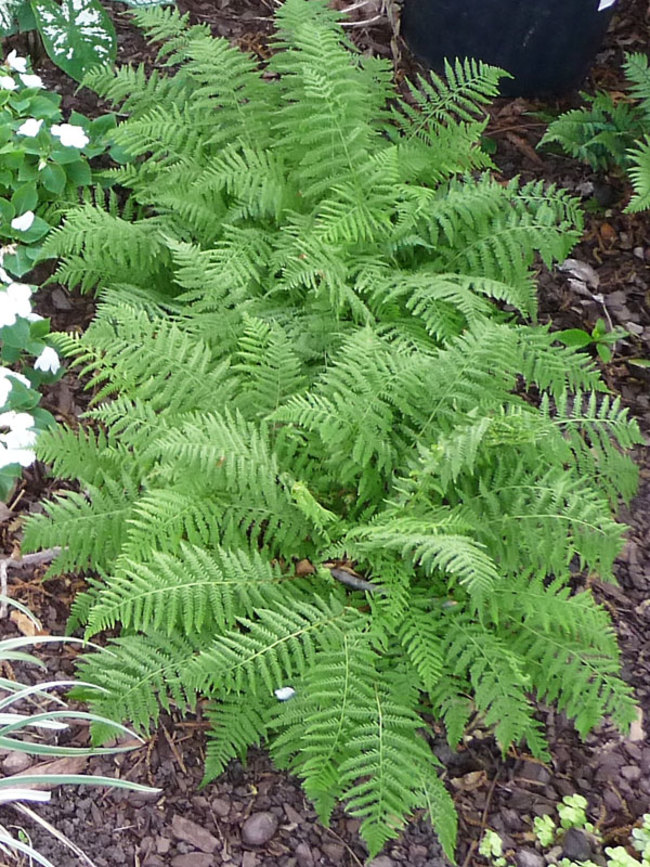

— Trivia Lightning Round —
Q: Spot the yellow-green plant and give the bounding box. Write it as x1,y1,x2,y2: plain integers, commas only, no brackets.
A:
21,0,642,859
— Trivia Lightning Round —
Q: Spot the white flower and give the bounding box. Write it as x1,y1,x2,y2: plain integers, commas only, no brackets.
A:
0,410,37,468
0,283,33,328
6,51,28,73
19,73,43,89
34,346,60,374
11,211,35,232
274,686,296,701
17,118,43,137
0,267,10,284
0,445,36,469
0,76,17,91
0,368,31,407
50,123,89,149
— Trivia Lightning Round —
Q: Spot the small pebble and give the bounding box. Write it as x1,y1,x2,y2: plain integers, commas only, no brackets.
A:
241,811,279,846
516,847,545,867
562,828,592,862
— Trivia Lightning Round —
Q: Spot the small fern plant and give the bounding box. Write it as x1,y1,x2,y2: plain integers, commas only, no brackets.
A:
21,0,643,859
540,52,650,211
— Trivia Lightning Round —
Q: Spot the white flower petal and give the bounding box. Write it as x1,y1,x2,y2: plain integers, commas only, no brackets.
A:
17,118,43,137
0,447,36,468
10,212,35,232
0,410,36,434
19,73,43,89
0,76,17,91
0,267,11,283
50,122,89,148
0,370,31,391
34,346,60,374
6,51,28,73
274,686,296,701
0,283,31,325
0,309,16,329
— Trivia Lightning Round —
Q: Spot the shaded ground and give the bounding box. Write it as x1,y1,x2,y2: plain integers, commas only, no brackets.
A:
1,1,649,865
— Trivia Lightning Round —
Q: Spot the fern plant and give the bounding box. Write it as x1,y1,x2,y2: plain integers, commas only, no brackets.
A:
22,0,643,859
540,52,650,211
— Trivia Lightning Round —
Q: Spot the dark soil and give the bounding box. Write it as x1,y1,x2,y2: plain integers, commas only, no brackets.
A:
1,1,649,866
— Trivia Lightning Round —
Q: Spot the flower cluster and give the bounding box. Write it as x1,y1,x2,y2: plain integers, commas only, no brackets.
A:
0,249,60,496
1,49,116,277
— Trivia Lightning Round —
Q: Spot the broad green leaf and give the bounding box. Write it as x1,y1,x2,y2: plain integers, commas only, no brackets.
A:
11,182,38,213
555,328,592,349
31,0,116,83
41,162,66,194
0,0,30,35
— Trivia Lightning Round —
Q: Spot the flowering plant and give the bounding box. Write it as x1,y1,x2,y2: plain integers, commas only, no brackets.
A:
0,265,60,502
1,49,117,277
0,0,169,83
0,49,121,502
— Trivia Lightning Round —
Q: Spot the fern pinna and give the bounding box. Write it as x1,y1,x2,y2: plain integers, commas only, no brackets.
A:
23,0,642,859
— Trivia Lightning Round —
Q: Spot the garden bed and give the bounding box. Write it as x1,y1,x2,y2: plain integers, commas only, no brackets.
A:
1,1,649,865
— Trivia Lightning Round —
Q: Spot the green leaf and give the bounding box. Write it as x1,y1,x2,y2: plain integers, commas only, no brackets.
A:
555,328,592,349
0,197,15,224
0,0,31,34
64,159,92,186
596,342,612,363
11,182,38,213
31,0,116,82
41,162,66,194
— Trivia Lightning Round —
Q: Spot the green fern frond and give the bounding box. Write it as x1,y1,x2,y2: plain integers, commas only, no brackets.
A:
338,675,441,858
86,545,289,635
73,632,199,735
202,696,271,785
189,596,361,698
626,135,650,212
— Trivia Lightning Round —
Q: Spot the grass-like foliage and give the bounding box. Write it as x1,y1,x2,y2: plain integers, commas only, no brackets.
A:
540,52,650,212
22,0,643,858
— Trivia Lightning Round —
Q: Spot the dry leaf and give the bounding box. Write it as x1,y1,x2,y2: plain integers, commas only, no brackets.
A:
9,610,42,637
449,770,486,791
9,756,88,789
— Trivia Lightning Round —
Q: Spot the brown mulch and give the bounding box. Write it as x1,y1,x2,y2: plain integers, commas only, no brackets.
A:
1,1,650,866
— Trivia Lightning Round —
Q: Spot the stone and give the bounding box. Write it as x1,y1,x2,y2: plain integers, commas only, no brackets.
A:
516,848,545,867
621,764,642,782
242,853,259,867
368,858,396,867
156,836,172,855
518,760,551,784
295,842,314,867
322,842,345,861
170,856,214,867
211,797,230,818
2,751,33,773
241,811,279,846
562,829,592,863
284,802,305,825
171,815,219,854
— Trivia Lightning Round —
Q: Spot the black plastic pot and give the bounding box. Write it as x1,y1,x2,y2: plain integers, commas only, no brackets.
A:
401,0,618,98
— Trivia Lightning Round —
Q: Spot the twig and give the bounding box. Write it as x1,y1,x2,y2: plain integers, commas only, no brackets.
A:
0,548,62,618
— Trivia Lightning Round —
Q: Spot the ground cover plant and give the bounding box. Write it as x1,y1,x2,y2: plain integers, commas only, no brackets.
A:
1,49,119,500
20,0,645,858
540,51,650,212
0,0,169,82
